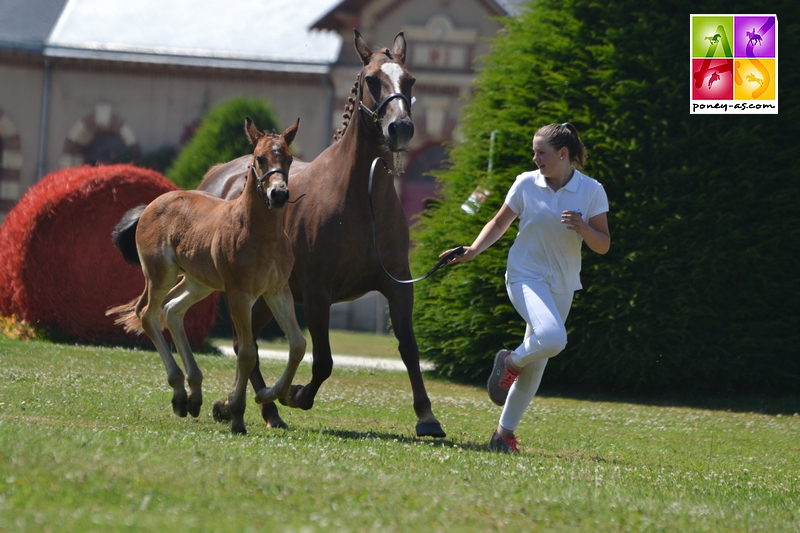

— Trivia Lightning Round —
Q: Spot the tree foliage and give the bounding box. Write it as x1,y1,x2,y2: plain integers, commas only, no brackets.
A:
411,0,800,393
167,96,280,190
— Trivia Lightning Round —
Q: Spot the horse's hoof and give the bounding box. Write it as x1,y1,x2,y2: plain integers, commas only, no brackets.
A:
278,384,305,409
260,403,288,430
231,424,247,436
416,422,446,438
212,398,232,422
172,399,188,418
188,394,202,418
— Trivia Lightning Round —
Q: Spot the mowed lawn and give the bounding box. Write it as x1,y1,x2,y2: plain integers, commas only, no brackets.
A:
1,335,798,532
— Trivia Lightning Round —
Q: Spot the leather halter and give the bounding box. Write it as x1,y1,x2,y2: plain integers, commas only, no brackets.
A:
357,72,412,125
249,165,287,207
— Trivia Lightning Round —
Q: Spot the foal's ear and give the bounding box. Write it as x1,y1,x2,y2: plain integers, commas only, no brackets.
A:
391,32,406,65
281,118,300,147
244,116,263,145
354,29,372,65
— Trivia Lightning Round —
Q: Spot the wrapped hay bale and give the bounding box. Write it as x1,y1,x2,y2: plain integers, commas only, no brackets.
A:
0,164,218,346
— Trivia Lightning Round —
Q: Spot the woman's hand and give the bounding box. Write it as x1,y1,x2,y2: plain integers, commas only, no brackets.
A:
439,246,472,265
560,210,587,234
562,210,611,254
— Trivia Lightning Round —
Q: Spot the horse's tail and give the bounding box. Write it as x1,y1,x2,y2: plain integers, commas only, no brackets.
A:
112,205,147,266
106,297,146,336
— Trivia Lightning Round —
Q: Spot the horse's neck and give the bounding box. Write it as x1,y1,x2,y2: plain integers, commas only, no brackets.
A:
235,168,281,234
337,112,394,194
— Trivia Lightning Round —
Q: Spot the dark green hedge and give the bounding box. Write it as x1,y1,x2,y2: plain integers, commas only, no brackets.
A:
410,0,800,394
166,96,280,190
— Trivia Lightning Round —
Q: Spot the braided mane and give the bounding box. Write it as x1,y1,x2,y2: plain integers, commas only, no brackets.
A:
332,49,396,142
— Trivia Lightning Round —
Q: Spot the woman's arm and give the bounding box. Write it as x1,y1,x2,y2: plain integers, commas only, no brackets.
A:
441,202,518,264
561,210,611,254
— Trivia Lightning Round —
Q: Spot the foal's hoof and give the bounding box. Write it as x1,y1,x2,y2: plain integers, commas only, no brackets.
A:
260,403,289,430
279,385,313,410
231,424,247,436
416,422,446,438
212,398,232,422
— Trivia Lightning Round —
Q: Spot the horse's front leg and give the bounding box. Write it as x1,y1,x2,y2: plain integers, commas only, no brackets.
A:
225,291,259,435
383,282,446,438
255,284,307,404
212,296,290,429
284,290,333,411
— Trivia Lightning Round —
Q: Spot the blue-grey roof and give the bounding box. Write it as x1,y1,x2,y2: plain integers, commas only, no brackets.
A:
0,0,68,51
45,0,343,73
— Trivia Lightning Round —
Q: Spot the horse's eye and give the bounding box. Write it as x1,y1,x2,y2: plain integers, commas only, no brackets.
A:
256,156,266,166
407,77,416,87
365,75,381,92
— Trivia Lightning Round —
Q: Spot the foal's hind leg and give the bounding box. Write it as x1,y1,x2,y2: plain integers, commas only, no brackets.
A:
138,262,189,417
162,274,214,418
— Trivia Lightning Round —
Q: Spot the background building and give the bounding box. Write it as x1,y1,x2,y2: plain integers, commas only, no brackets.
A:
0,0,522,332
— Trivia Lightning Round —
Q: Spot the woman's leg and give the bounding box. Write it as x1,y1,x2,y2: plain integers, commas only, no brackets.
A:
499,280,573,433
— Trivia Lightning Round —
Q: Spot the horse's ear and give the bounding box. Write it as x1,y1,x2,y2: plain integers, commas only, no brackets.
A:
391,32,406,65
244,116,262,145
282,118,300,147
354,29,372,65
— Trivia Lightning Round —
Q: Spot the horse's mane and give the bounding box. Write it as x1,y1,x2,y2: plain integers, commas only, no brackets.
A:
333,48,397,142
333,78,359,142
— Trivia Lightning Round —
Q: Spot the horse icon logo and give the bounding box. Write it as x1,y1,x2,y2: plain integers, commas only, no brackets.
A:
705,33,721,45
746,28,762,46
745,73,763,87
708,71,721,89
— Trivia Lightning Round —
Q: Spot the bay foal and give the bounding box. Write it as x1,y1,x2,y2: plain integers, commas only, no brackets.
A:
108,118,304,435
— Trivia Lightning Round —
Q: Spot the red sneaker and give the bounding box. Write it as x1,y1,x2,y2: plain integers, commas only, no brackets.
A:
487,349,520,406
487,431,519,454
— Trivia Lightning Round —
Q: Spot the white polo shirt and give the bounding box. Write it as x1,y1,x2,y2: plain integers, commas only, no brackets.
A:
505,169,608,293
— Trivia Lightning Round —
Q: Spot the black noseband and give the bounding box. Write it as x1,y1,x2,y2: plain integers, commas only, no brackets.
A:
357,73,412,124
249,165,288,207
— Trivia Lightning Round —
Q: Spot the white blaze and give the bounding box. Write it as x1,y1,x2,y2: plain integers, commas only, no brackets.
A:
380,62,406,111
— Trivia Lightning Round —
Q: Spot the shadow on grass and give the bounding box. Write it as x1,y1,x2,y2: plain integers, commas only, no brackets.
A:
319,428,489,453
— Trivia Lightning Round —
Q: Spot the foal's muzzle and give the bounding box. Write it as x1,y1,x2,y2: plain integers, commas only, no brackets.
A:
251,166,289,208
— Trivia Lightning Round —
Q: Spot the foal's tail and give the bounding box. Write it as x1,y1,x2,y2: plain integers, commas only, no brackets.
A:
106,297,146,336
112,205,147,266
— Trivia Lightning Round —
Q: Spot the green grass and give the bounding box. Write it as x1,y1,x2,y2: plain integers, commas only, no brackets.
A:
1,336,798,532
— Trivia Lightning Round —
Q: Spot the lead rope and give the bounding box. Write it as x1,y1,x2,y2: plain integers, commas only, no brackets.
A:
368,157,463,284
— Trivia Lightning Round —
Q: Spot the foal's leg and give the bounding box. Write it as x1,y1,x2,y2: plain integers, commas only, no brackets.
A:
255,284,307,404
225,291,259,435
285,289,333,411
162,274,214,418
138,262,188,417
213,296,290,429
383,282,445,438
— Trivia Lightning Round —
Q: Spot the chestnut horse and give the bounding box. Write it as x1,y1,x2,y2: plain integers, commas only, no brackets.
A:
198,31,445,438
108,118,304,435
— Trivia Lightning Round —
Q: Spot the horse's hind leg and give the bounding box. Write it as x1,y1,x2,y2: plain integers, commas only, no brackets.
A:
255,284,306,404
162,275,214,418
138,262,189,417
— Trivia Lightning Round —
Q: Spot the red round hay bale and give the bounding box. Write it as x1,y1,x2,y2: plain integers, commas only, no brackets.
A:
0,164,218,346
